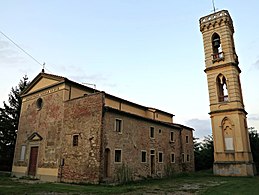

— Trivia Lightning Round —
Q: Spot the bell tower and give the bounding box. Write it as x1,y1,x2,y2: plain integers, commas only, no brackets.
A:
200,10,255,176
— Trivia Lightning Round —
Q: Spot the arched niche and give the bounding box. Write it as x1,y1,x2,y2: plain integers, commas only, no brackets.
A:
222,117,234,151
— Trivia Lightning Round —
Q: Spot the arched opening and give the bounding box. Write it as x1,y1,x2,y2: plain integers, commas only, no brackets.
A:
212,33,223,61
104,148,110,178
217,74,228,102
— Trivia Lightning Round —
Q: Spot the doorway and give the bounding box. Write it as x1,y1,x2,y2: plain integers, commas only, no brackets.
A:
150,149,155,175
104,148,110,178
28,146,39,176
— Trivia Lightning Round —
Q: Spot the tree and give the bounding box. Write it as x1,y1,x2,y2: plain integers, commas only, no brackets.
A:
0,76,29,171
195,129,259,173
249,127,259,172
194,135,214,171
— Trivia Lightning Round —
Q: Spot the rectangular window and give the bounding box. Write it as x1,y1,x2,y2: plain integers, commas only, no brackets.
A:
150,127,155,138
20,145,26,161
115,150,122,163
170,131,174,142
171,153,175,163
182,153,185,163
158,152,163,163
187,154,190,162
115,119,122,133
141,151,147,163
186,135,189,144
73,135,79,146
150,149,155,155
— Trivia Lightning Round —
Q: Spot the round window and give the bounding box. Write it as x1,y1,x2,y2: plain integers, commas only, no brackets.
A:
36,98,43,110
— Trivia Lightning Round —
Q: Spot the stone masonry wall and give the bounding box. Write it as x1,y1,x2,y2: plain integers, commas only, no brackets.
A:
180,127,195,172
60,92,104,183
102,109,194,181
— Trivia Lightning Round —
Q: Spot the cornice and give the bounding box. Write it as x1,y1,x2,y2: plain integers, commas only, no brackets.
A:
204,62,241,73
209,108,247,115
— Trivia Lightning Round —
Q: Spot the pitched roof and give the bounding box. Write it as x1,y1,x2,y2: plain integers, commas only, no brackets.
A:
21,71,66,96
21,71,174,117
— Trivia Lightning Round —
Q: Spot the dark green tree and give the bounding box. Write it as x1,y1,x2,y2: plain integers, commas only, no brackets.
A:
0,76,29,171
194,129,259,173
194,135,214,171
249,127,259,173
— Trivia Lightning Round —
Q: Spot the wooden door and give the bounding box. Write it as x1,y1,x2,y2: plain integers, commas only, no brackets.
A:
28,146,38,176
150,155,155,175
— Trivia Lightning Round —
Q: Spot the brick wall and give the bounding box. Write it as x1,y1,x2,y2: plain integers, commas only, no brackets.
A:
180,127,195,172
102,108,194,181
60,92,104,183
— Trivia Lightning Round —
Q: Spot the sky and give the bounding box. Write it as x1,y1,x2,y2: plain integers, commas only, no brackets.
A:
0,0,259,139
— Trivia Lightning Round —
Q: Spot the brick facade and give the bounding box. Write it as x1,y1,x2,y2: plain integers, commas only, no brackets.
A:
60,93,104,183
12,72,194,183
13,90,64,175
102,108,194,181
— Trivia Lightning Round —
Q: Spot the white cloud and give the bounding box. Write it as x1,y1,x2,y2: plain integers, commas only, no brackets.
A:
70,74,107,83
252,58,259,70
248,114,259,121
0,40,10,49
185,118,211,139
0,40,25,65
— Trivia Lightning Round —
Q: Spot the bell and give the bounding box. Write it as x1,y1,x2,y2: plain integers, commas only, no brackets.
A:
213,38,220,47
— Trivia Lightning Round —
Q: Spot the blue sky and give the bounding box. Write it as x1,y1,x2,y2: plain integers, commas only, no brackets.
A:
0,1,259,139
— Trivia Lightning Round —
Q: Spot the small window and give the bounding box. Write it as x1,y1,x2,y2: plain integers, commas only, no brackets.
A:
115,119,122,133
170,131,174,142
182,153,185,163
141,151,147,163
186,136,189,144
187,154,190,162
150,127,155,138
36,98,43,110
159,129,162,134
158,152,163,163
73,135,79,146
150,149,155,155
20,145,26,161
115,150,122,163
171,153,175,163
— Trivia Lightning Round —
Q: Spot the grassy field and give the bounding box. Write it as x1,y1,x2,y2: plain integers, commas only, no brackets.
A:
0,171,258,194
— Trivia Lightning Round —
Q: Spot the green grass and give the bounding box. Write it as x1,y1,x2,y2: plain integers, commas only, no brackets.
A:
0,171,258,194
201,176,259,195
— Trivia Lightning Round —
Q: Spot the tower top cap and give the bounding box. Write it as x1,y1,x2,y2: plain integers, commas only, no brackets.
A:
199,10,232,25
199,10,234,33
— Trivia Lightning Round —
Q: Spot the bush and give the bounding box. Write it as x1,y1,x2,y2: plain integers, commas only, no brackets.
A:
115,163,133,184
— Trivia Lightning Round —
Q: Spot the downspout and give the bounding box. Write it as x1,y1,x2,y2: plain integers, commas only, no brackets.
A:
69,85,71,100
99,92,106,183
179,127,184,171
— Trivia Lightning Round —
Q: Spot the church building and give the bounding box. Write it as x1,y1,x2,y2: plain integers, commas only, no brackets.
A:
12,72,194,183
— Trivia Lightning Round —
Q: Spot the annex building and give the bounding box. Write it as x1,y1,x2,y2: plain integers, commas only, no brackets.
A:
12,71,194,183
